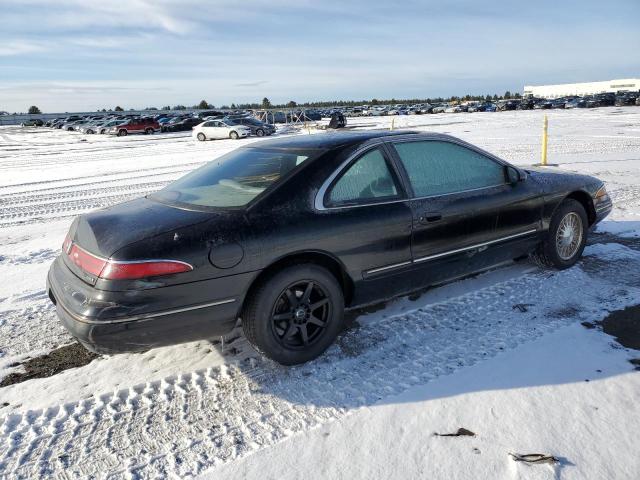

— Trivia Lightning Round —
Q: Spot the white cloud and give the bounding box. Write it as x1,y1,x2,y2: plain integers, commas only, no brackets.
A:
0,41,45,56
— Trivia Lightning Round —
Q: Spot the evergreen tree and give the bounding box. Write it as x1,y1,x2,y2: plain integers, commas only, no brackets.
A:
28,105,41,114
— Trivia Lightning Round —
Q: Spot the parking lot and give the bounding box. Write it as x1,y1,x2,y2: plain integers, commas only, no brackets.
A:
1,107,640,478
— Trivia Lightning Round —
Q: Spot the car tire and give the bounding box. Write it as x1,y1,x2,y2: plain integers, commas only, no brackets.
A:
256,128,265,137
196,132,206,141
145,128,154,135
531,199,588,270
118,129,128,137
229,131,239,140
242,264,345,365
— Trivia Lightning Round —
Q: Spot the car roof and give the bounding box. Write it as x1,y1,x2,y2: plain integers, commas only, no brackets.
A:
242,130,447,150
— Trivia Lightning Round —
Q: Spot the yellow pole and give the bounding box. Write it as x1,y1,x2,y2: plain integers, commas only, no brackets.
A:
541,115,548,166
390,117,395,131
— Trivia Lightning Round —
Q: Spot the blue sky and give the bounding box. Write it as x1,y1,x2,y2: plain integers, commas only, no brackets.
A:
1,0,639,112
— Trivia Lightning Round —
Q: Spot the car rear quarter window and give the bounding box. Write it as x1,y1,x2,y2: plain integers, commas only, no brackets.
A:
150,147,317,208
393,141,505,197
327,148,399,206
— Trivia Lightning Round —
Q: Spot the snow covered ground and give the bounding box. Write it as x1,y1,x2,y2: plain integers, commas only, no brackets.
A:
0,108,639,479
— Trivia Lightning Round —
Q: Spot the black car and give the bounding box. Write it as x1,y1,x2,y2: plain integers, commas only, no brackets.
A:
228,117,276,136
517,98,537,110
21,118,44,127
615,94,638,106
534,100,553,109
47,131,612,365
596,93,616,107
162,117,203,132
497,100,520,111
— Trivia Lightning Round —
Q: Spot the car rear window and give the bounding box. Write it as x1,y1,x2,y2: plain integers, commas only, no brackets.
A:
150,147,318,208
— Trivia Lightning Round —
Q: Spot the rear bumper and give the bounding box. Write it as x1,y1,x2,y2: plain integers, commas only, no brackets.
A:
47,256,255,354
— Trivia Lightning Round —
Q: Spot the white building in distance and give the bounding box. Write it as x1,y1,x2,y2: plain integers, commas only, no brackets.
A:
523,79,640,98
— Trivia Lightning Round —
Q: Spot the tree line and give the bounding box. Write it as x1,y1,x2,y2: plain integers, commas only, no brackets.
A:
20,91,522,115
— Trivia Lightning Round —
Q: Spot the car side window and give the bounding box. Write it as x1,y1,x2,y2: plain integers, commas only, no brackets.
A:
327,148,400,206
393,140,505,197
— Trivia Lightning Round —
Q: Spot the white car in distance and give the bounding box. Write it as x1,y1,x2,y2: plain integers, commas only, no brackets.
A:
192,119,251,141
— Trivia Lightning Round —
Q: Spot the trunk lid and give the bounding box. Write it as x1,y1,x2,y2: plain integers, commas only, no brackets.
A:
72,197,214,257
63,198,216,285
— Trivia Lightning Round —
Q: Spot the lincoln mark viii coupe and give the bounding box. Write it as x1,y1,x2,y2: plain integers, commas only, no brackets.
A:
47,131,612,364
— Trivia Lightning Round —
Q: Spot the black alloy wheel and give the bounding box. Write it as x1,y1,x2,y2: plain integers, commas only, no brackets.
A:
270,280,331,350
242,264,344,365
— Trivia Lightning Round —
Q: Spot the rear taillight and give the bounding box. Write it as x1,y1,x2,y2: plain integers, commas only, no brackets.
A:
100,260,192,280
63,237,192,280
62,234,72,254
68,243,107,277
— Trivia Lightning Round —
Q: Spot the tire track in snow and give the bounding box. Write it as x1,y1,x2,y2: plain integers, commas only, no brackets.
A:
0,162,202,195
0,297,71,360
1,253,639,479
0,179,185,227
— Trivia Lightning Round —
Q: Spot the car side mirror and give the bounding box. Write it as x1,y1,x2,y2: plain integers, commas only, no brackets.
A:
505,166,523,185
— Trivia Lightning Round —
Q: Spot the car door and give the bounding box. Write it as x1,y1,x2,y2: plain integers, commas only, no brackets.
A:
389,139,538,284
199,121,213,137
318,145,414,304
210,121,226,139
128,120,141,133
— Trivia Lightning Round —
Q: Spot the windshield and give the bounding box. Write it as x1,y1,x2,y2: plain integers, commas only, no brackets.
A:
150,147,318,208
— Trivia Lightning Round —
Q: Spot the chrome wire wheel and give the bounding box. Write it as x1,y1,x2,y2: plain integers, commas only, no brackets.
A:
555,212,583,260
270,280,331,350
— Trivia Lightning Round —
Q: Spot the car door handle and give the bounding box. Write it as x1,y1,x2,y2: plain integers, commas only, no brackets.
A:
418,213,442,224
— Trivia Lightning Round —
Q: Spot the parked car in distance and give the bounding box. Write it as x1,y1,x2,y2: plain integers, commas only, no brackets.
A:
192,119,251,141
45,117,65,127
108,118,161,136
596,93,616,107
62,120,85,131
585,96,601,108
162,117,203,132
47,130,612,365
227,117,276,136
565,98,586,109
615,94,638,106
497,100,520,111
21,118,44,127
197,110,226,119
79,122,102,134
97,119,123,134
